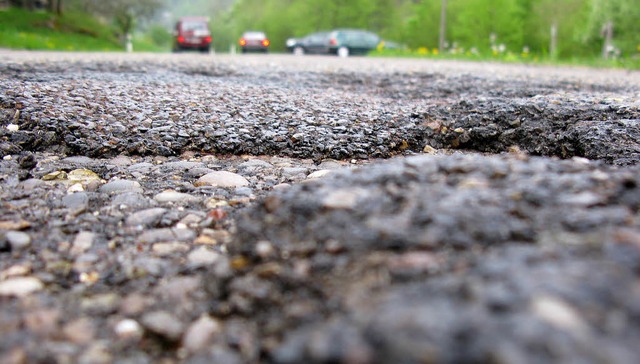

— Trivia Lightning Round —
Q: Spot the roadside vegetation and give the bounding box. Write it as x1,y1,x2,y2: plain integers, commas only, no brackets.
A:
228,0,640,68
1,0,638,69
0,2,167,52
0,7,121,51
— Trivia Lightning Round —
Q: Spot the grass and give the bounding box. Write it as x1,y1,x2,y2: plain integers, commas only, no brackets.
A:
0,7,163,52
371,46,640,70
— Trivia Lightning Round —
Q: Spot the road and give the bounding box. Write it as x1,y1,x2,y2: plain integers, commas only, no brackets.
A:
1,51,640,363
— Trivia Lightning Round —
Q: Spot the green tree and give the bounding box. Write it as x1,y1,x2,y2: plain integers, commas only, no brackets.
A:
523,0,590,59
84,0,164,40
448,0,526,54
584,0,640,57
47,0,63,15
403,0,442,49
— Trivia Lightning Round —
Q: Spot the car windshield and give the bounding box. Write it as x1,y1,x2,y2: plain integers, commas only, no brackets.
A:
243,32,266,40
182,21,208,32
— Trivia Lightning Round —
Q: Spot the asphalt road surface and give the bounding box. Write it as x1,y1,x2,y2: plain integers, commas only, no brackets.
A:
1,51,640,363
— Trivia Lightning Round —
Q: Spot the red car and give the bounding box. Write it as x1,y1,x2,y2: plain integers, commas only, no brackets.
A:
239,31,270,53
173,17,212,53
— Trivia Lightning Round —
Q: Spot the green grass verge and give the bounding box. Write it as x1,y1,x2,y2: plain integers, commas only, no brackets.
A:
0,7,163,52
371,47,640,70
0,7,120,51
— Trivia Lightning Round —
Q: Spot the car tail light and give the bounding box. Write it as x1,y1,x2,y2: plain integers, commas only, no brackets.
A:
329,38,337,46
239,38,247,46
204,36,212,43
177,36,185,44
262,39,270,47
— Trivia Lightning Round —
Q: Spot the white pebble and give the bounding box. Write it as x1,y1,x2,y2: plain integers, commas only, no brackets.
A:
0,277,44,297
114,319,143,339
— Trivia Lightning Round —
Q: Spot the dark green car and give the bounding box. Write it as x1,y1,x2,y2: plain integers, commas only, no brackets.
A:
328,29,381,57
287,29,380,57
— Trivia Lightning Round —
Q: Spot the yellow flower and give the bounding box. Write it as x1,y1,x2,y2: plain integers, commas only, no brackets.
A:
417,47,429,55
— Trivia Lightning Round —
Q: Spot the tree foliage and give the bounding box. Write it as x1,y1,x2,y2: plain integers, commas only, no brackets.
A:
13,0,165,40
79,0,163,37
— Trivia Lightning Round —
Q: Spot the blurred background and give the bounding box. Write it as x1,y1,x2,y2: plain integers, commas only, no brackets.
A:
0,0,638,67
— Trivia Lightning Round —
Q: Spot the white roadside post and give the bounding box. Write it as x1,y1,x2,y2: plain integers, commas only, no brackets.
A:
126,33,133,53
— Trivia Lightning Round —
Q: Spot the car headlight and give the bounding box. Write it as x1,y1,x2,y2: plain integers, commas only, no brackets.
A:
286,39,296,47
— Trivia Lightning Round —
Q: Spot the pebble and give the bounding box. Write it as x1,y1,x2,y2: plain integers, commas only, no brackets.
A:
153,190,199,203
68,168,102,183
99,180,143,194
194,171,249,188
18,178,46,191
156,276,201,302
179,213,205,226
111,192,153,209
62,317,96,344
63,192,90,213
0,220,30,230
132,257,167,277
141,310,185,341
114,318,144,340
193,235,218,245
137,228,195,244
0,264,31,279
281,167,309,179
532,295,590,335
42,170,67,181
307,169,334,179
187,246,221,267
125,207,167,227
119,293,150,315
0,276,44,297
70,231,96,256
161,161,204,172
152,242,190,255
5,231,31,250
321,188,367,209
80,293,121,315
182,315,222,353
234,186,253,197
255,240,275,259
78,343,112,364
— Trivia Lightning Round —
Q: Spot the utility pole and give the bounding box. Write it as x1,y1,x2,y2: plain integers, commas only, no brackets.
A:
439,0,447,53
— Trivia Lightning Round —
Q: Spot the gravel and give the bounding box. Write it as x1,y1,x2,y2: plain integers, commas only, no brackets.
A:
1,50,640,363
